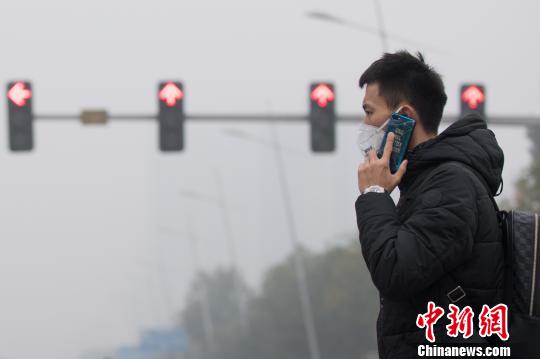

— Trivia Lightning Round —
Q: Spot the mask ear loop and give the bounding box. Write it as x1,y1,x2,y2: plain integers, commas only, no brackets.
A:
373,116,393,157
393,106,404,115
376,117,391,133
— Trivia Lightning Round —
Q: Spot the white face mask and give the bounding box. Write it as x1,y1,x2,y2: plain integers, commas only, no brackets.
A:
357,106,403,158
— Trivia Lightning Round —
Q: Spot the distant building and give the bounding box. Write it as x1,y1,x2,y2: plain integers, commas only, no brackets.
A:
116,327,187,359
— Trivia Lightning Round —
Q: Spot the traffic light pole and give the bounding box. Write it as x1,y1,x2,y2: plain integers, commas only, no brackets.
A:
269,122,322,359
35,113,540,126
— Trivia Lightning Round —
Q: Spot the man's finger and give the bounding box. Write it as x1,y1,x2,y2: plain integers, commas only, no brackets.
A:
393,159,408,181
358,162,366,173
382,132,394,163
368,148,377,164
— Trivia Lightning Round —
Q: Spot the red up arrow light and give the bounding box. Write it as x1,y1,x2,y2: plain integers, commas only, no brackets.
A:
158,81,185,151
460,84,486,120
461,85,484,109
310,83,335,108
8,82,32,107
159,82,184,107
309,82,336,152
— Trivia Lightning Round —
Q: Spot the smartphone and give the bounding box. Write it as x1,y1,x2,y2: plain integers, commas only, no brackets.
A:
376,112,416,174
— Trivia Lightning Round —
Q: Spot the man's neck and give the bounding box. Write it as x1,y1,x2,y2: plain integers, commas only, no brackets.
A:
408,127,437,151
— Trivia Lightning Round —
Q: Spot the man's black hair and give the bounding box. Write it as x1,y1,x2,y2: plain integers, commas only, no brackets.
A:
359,50,447,134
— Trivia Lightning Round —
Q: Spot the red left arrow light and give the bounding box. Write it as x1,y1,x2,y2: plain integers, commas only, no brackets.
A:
8,82,32,107
159,82,183,107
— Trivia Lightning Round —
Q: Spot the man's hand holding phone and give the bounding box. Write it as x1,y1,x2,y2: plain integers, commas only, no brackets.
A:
358,132,408,194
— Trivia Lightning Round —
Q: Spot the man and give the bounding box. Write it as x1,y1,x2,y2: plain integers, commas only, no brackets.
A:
355,51,505,358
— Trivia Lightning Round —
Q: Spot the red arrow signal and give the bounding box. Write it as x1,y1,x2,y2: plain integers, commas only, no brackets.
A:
461,85,485,109
310,84,335,108
159,82,183,107
8,82,32,107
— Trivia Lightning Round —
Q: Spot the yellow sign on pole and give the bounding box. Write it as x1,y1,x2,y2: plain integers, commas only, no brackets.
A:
80,110,108,124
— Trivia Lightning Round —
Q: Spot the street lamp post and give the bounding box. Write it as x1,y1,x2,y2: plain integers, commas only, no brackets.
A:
158,220,217,355
222,125,322,359
179,183,249,331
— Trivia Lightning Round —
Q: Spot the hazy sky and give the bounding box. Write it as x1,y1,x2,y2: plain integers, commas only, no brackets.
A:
0,0,538,358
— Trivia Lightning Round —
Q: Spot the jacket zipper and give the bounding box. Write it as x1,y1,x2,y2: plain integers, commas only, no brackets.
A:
378,296,384,358
530,213,539,316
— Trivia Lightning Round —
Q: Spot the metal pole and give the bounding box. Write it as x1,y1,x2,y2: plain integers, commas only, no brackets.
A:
214,168,249,330
178,185,249,329
152,231,175,321
184,210,217,355
34,113,540,126
269,122,322,359
372,0,389,52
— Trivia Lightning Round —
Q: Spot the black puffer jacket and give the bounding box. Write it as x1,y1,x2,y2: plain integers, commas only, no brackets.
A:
355,114,505,358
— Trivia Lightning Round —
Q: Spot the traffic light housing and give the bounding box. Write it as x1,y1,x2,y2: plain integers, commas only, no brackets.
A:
7,81,33,151
309,82,336,152
460,84,486,120
158,81,185,151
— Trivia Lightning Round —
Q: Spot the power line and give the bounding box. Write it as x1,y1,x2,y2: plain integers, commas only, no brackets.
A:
372,0,389,52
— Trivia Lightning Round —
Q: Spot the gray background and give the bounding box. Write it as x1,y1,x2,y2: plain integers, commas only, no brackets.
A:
0,0,537,358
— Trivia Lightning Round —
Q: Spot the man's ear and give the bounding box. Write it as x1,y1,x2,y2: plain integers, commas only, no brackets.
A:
399,104,418,120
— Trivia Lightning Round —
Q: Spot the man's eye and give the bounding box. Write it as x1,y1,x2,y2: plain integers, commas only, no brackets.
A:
365,111,372,116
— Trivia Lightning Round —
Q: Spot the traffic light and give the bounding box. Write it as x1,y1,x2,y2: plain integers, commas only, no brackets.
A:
7,81,33,151
158,81,184,151
460,84,486,119
309,82,335,152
